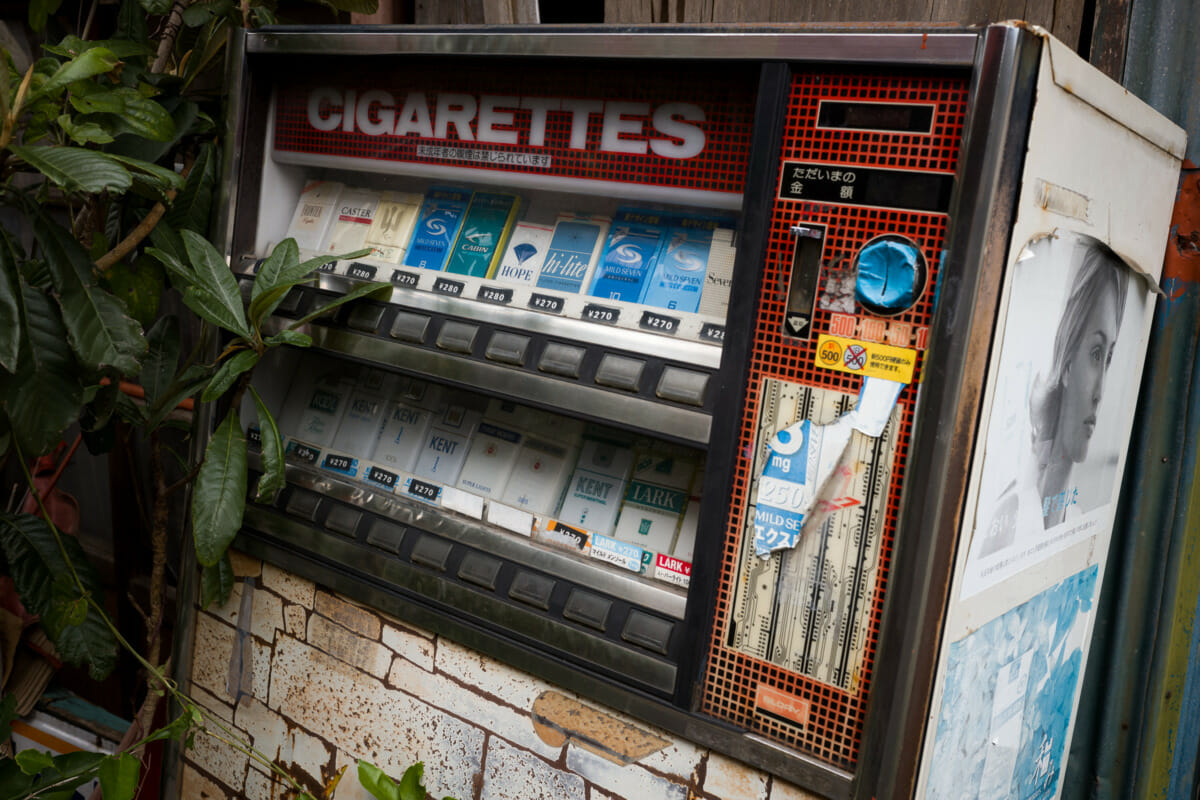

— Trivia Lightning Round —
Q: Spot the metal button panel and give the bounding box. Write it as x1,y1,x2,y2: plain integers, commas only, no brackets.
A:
390,311,431,343
595,354,645,392
656,367,709,407
485,331,531,366
538,342,587,378
436,321,479,354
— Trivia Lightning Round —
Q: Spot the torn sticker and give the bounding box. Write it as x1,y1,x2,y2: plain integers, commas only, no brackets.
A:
753,377,904,557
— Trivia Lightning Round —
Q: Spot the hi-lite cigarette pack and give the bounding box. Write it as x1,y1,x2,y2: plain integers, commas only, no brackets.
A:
535,213,610,294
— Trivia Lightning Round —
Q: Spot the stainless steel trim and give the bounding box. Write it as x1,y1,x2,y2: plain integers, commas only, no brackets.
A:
246,28,980,66
251,454,689,619
240,509,678,693
311,272,723,369
272,321,714,444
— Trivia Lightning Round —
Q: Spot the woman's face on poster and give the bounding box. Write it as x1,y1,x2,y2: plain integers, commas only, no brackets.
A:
1057,279,1120,463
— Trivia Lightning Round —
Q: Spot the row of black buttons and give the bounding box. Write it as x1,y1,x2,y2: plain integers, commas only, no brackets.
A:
245,278,712,410
279,486,675,657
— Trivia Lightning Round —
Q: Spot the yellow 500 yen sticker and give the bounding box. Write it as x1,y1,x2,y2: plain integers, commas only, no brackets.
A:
814,334,916,383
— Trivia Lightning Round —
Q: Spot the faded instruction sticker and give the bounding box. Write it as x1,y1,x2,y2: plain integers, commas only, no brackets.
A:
753,377,903,558
730,377,902,692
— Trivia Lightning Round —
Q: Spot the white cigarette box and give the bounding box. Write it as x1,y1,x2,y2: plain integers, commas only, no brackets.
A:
456,422,523,499
500,437,576,516
285,181,343,252
363,191,423,263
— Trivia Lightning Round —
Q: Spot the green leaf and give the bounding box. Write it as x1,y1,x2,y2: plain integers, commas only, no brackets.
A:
202,349,258,403
29,48,120,102
357,761,401,800
28,0,64,32
107,153,184,192
8,145,131,195
68,87,174,142
288,281,393,330
15,749,54,775
249,386,285,503
116,0,150,40
0,512,118,679
199,551,234,609
182,286,253,340
144,364,207,431
264,330,312,348
36,217,147,376
250,239,299,303
397,762,425,800
43,36,152,60
57,114,115,145
0,230,24,372
102,253,164,329
180,230,249,338
165,142,215,233
192,409,247,566
142,316,180,408
0,287,84,457
97,752,140,800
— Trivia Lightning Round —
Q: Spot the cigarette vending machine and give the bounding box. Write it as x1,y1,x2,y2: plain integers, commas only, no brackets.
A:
212,24,1183,799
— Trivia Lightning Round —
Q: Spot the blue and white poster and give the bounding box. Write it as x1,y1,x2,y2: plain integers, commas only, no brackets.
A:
926,566,1098,800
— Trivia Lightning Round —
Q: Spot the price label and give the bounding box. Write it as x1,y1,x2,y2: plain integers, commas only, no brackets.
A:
252,258,266,274
548,521,589,551
322,453,356,474
699,323,727,344
391,269,419,288
528,293,564,314
406,478,441,503
366,466,398,490
433,277,464,297
346,262,378,280
317,261,338,273
477,285,513,305
582,304,620,325
246,427,262,447
639,310,680,335
287,442,320,466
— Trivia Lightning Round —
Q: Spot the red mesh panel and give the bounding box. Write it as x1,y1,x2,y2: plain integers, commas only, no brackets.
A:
272,61,756,195
700,68,970,769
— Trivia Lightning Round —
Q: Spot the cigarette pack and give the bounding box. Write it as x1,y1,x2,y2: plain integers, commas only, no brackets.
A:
412,402,483,485
401,187,471,271
697,227,737,318
671,467,704,562
364,191,424,263
456,422,523,499
278,373,353,449
371,401,435,474
588,209,666,302
640,217,720,313
493,221,554,286
285,181,343,252
500,437,576,516
555,439,635,536
323,187,380,257
535,214,609,294
329,370,396,457
614,455,696,552
444,192,520,278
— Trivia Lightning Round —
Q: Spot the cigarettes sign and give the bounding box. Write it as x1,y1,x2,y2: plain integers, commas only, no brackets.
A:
271,62,757,194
